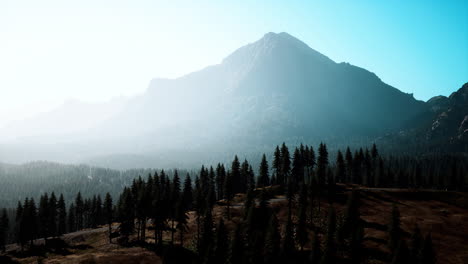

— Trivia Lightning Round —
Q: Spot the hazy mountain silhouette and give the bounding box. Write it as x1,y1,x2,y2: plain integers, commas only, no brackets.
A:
0,32,445,167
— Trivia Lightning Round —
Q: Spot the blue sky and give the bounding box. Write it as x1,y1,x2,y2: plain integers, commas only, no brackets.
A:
0,0,467,124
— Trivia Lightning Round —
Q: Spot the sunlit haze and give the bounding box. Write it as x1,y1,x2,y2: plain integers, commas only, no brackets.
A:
1,0,467,126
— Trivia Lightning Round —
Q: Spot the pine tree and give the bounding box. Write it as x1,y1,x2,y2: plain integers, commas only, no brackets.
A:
248,164,256,191
264,213,281,264
48,192,58,238
282,212,295,256
321,206,336,264
345,147,353,183
57,194,67,236
227,224,244,264
273,145,282,185
240,160,250,194
118,187,135,242
207,166,217,210
182,174,193,210
292,147,304,191
75,192,84,230
39,193,50,240
15,200,26,250
170,170,181,244
317,143,329,186
25,198,38,246
103,193,113,243
244,187,255,220
216,164,226,201
296,184,308,251
231,156,241,194
223,171,234,220
213,219,229,264
280,143,291,187
175,199,188,247
336,151,345,183
0,208,9,252
68,203,76,233
307,146,316,182
258,153,270,187
200,209,214,260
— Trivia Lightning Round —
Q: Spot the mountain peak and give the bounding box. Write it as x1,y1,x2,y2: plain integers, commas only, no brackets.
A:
222,32,334,73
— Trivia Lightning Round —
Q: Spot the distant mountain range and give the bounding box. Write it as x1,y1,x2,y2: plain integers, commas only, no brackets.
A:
0,32,465,168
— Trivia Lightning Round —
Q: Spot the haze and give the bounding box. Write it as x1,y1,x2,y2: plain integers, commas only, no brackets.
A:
1,0,467,127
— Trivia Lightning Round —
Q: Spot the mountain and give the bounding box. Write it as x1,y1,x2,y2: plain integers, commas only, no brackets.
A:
0,32,433,167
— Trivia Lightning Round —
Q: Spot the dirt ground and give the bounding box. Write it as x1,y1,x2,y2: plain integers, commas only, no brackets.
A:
3,186,468,264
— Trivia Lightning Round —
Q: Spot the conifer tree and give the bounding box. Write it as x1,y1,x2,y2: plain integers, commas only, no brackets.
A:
292,147,305,191
200,209,214,260
345,147,353,182
175,199,188,247
227,224,244,264
280,143,291,187
321,206,336,264
307,145,316,182
296,184,308,251
244,187,255,220
68,203,76,233
240,160,250,194
264,213,281,264
57,194,67,236
170,170,181,244
103,193,113,243
0,208,9,252
216,164,226,201
282,212,295,256
182,174,193,210
75,192,84,230
258,153,270,187
213,219,229,264
118,187,135,242
15,200,26,250
248,165,255,191
317,143,329,186
223,171,234,220
231,156,241,194
273,145,282,185
48,192,58,237
336,150,345,183
39,193,50,240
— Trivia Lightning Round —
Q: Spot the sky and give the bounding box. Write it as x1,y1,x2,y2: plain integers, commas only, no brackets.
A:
1,0,467,125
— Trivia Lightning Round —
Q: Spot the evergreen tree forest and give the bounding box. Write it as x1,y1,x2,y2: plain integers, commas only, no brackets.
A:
1,143,466,263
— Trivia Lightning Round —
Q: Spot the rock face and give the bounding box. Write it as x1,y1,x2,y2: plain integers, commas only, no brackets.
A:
428,83,468,143
0,32,460,166
99,32,427,147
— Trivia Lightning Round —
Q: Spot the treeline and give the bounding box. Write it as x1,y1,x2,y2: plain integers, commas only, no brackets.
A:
0,142,461,263
0,161,187,208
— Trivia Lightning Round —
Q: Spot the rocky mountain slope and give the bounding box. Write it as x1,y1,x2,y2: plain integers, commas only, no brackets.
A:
0,32,460,167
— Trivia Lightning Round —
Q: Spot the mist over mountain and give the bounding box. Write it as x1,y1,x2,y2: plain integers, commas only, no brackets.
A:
0,32,457,168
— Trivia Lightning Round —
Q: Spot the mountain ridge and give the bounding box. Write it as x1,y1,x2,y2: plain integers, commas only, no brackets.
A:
0,32,461,167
